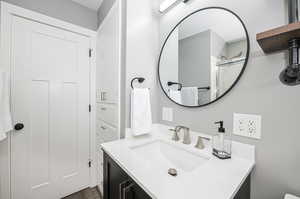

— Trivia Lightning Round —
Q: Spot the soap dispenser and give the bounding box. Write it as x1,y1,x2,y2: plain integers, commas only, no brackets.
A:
212,121,232,159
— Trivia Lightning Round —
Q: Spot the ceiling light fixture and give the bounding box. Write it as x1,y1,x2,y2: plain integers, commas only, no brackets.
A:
159,0,190,13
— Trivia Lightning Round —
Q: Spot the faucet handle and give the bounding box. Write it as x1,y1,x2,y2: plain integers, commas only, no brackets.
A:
195,136,205,149
195,136,210,149
169,128,180,141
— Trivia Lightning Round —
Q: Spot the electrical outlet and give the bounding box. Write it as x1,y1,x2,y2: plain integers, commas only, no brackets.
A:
162,107,173,122
233,113,262,139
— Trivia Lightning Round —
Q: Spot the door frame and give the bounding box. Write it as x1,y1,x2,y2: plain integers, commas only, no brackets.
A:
0,2,97,199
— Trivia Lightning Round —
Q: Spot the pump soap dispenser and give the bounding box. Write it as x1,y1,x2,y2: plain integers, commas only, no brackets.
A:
212,121,232,159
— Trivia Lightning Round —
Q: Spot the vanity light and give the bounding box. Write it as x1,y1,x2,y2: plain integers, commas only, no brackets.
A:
159,0,190,13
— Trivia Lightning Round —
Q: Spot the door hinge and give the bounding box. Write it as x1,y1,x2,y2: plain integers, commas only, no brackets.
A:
89,104,91,112
88,160,92,168
89,49,92,57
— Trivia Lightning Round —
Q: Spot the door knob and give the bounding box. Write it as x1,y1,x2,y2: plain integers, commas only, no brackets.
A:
14,123,24,131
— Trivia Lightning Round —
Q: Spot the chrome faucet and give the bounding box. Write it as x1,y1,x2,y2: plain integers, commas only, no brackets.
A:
169,126,191,144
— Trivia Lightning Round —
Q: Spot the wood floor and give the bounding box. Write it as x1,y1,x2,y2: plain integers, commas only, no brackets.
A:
63,188,102,199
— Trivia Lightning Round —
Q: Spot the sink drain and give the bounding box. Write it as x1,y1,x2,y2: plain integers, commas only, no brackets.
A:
168,168,178,176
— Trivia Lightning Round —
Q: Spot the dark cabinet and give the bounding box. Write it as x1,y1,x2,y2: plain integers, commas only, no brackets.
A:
234,174,251,199
103,151,250,199
103,152,152,199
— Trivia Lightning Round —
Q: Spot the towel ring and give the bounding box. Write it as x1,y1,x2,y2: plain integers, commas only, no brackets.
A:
131,77,145,89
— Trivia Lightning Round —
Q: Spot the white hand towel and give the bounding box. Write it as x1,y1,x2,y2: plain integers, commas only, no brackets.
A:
130,88,152,136
181,87,199,106
0,71,13,142
169,89,182,104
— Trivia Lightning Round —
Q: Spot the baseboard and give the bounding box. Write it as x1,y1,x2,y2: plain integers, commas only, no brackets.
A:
96,185,103,198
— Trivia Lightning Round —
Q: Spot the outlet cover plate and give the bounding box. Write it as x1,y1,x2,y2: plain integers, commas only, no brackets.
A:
233,113,262,139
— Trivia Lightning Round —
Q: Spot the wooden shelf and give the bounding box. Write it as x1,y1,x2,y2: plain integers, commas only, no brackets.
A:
256,22,300,53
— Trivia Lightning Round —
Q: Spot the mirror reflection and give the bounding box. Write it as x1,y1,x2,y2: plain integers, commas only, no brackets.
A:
159,8,249,107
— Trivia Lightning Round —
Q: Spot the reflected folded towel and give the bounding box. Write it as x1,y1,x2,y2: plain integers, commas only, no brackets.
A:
0,71,13,142
130,88,152,136
181,87,198,106
168,89,182,104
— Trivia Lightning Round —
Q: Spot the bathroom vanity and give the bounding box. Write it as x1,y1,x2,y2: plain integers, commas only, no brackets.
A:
103,152,251,199
101,124,255,199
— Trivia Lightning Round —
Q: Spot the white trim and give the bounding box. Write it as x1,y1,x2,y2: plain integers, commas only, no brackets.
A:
0,2,97,199
117,0,122,138
117,0,126,139
89,37,97,188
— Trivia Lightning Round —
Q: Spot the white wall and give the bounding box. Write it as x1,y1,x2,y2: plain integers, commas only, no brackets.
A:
126,0,160,127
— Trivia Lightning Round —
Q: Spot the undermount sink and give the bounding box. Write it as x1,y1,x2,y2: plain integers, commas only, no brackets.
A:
130,140,209,172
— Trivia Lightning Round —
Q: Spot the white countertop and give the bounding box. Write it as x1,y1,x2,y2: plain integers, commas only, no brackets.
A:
101,124,255,199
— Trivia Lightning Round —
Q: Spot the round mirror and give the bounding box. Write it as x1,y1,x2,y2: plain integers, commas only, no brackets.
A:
158,7,249,107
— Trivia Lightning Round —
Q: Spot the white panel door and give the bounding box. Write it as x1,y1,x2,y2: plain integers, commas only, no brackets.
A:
10,15,91,199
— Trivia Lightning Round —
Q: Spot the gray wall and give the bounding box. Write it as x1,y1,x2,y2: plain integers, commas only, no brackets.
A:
158,0,300,199
179,30,211,87
98,0,116,27
2,0,98,30
159,27,179,92
211,31,227,58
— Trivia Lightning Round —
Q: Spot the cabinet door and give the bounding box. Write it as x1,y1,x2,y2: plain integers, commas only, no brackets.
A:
234,175,251,199
97,104,118,127
129,184,152,199
119,182,152,199
98,121,118,143
103,152,152,199
104,153,129,199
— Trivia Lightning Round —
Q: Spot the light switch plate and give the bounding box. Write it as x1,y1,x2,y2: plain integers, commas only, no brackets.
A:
233,113,262,139
162,107,173,122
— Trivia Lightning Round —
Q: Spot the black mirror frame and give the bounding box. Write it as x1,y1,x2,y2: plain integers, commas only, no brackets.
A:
158,7,250,108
